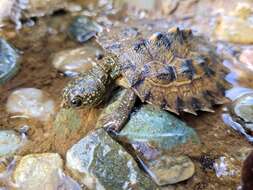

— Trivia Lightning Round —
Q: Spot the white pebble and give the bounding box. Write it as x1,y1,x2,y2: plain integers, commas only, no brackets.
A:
6,88,55,122
0,130,25,157
13,153,63,190
52,46,101,77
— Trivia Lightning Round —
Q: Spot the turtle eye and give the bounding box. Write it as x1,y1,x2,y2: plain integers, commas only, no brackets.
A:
70,96,82,108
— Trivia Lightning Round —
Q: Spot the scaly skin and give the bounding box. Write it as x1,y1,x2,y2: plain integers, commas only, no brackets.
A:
62,54,120,108
96,89,137,133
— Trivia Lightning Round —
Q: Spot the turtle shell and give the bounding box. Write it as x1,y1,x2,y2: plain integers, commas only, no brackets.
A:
98,24,232,115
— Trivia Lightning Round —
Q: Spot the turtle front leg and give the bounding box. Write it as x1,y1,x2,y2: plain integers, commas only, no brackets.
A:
96,89,137,133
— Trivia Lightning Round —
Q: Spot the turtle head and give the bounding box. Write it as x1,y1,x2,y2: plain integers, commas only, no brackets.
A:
61,73,107,109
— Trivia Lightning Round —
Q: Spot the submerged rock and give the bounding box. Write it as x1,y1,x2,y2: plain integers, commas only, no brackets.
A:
233,93,253,126
119,105,200,150
0,0,68,29
68,16,103,43
22,0,66,18
6,88,55,122
0,38,20,84
51,46,102,77
215,2,253,44
13,153,63,190
144,155,195,185
0,130,25,157
66,128,158,190
223,93,253,142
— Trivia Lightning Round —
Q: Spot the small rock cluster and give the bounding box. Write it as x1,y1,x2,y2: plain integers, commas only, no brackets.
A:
63,90,200,189
2,0,253,189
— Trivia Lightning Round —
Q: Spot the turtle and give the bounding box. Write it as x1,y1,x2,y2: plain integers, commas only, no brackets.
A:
62,26,232,131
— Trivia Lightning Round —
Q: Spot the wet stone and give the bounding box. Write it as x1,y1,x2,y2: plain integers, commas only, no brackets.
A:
51,46,102,77
233,93,253,125
0,130,25,157
215,3,253,44
22,0,66,18
224,93,253,142
68,16,103,43
144,155,195,185
6,88,55,122
66,128,158,190
0,0,68,29
13,153,63,190
118,105,200,151
0,37,20,84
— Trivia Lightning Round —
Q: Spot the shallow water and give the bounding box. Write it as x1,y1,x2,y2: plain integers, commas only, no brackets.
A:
1,0,253,189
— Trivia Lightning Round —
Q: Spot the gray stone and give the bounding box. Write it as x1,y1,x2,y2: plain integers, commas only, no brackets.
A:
51,46,102,77
233,93,253,124
66,129,158,190
13,153,63,190
224,93,253,142
0,38,20,84
119,105,200,150
144,155,195,185
68,16,103,43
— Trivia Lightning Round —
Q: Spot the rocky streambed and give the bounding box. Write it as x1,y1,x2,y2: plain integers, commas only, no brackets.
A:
1,0,253,189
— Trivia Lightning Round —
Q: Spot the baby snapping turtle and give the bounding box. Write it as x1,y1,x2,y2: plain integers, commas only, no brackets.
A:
62,27,231,130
